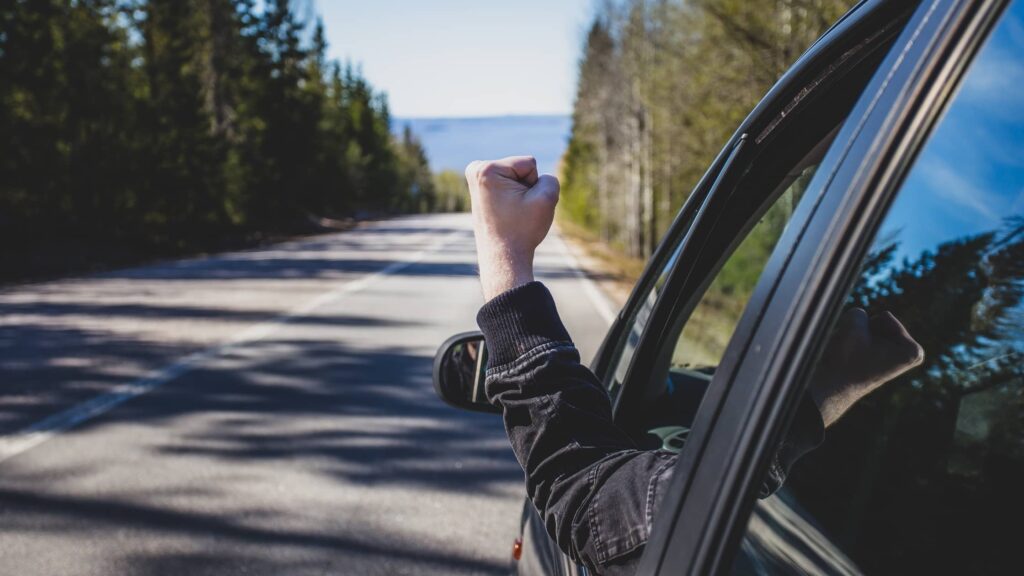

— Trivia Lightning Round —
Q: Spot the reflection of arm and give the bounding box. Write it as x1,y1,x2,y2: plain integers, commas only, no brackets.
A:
762,307,924,496
760,395,824,498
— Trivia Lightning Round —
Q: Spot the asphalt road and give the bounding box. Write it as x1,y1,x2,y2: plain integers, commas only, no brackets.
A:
0,214,615,576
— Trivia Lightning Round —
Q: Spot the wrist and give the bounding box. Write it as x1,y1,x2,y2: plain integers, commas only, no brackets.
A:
477,244,535,301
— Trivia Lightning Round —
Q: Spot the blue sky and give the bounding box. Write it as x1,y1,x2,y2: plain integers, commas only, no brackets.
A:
878,3,1024,261
313,0,593,118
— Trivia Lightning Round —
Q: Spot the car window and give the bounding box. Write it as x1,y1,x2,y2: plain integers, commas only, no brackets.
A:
732,4,1024,574
672,164,816,370
615,5,912,444
638,142,826,450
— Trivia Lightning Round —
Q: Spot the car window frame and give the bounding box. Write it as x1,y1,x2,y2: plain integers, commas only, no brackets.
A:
638,0,1013,574
589,136,739,393
603,0,918,439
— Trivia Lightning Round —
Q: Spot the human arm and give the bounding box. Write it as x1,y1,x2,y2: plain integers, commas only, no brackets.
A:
465,156,922,573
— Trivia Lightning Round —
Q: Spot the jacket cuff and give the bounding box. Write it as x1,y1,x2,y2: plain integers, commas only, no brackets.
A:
476,281,572,369
779,394,826,470
758,394,825,498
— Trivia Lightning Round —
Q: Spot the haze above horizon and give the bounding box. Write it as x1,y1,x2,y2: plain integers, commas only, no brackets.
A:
314,0,592,118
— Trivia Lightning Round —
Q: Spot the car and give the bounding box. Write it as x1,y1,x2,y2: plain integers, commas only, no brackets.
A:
434,0,1024,573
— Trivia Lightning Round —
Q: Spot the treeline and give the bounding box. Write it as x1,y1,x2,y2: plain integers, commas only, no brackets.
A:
0,0,436,259
561,0,855,258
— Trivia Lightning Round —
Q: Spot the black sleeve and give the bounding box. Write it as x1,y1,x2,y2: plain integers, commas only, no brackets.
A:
477,282,823,575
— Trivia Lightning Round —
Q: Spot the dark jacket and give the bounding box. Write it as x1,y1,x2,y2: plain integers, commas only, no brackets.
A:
476,282,823,575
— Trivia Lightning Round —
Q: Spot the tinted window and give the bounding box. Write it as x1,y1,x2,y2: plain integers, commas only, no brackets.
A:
733,4,1024,573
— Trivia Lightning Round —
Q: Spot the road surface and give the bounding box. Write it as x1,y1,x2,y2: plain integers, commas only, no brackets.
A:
0,214,617,575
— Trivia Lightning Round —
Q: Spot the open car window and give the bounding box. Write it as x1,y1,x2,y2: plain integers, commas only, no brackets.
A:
631,15,910,446
671,143,826,372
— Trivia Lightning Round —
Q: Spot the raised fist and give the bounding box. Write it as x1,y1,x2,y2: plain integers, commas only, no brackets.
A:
465,156,560,300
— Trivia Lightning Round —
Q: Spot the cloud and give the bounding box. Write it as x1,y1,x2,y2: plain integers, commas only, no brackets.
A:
957,11,1024,121
920,159,1001,223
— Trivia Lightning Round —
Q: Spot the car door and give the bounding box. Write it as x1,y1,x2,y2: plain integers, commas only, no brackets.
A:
636,0,1018,574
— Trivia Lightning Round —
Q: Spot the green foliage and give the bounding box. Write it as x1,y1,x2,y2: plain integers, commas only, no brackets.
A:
561,0,856,258
432,170,469,213
0,0,432,262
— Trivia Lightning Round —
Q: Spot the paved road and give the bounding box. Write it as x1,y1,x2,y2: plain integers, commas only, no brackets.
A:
0,214,615,575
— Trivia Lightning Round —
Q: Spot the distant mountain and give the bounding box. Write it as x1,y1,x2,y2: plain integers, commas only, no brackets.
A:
393,115,571,176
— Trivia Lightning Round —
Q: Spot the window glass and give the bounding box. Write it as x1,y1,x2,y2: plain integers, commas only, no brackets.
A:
673,166,816,369
733,4,1024,574
638,151,824,451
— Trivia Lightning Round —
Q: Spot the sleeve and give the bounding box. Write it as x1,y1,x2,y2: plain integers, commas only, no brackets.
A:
759,394,825,498
477,282,668,574
476,281,824,574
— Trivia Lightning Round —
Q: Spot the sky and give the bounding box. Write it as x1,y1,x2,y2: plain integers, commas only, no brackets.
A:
313,0,593,118
878,3,1024,262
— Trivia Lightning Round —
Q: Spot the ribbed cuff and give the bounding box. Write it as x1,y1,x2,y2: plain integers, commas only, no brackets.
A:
476,281,572,369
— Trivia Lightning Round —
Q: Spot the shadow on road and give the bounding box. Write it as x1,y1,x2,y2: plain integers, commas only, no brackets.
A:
0,220,544,574
100,257,607,282
116,339,523,495
0,485,511,574
0,334,523,574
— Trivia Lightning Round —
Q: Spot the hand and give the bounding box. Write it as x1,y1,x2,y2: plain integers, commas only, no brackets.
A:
810,308,924,427
465,156,560,301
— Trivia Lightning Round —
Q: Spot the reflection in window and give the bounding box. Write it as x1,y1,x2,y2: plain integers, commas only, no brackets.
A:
734,3,1024,574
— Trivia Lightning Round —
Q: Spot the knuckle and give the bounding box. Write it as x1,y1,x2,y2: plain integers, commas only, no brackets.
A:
479,161,501,179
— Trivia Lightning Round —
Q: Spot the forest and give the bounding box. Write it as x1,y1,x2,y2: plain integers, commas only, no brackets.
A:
0,0,436,280
560,0,857,259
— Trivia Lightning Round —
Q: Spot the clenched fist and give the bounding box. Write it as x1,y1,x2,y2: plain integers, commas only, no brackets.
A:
465,156,560,301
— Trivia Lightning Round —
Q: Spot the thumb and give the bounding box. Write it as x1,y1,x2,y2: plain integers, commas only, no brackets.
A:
528,174,560,206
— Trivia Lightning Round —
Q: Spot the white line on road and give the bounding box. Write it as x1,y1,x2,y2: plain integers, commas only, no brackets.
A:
552,231,619,326
0,231,465,465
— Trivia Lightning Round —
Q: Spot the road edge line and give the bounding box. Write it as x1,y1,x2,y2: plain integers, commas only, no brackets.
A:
552,229,618,326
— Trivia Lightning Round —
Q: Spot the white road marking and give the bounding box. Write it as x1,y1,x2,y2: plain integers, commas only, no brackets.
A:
552,231,618,326
0,231,465,465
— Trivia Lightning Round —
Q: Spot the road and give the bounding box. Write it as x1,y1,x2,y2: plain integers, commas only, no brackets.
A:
0,214,616,576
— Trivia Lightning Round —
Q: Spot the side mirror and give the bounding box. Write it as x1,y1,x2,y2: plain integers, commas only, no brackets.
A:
433,331,501,414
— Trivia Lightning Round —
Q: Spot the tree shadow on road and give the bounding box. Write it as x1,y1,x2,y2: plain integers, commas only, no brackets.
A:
0,333,524,574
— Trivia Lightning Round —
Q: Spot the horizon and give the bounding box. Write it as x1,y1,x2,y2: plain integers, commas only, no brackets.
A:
393,112,570,121
392,114,571,175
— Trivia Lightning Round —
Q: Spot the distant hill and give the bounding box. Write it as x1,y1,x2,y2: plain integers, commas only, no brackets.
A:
393,115,571,176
